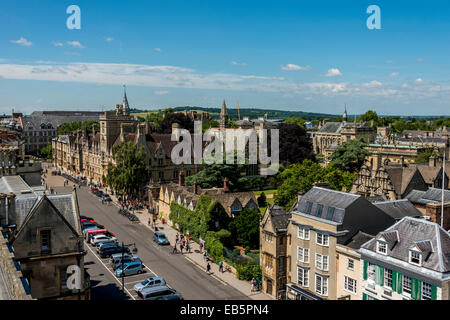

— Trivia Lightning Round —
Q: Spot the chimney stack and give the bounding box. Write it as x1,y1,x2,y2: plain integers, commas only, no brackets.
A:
297,190,305,203
179,171,185,186
193,180,198,194
6,192,16,226
0,193,6,226
429,154,437,167
223,177,230,193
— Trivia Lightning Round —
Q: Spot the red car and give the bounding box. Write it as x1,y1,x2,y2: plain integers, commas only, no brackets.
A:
91,188,98,194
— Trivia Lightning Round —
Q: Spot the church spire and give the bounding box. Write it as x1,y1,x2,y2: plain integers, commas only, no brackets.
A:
343,104,348,123
220,99,229,129
123,85,130,115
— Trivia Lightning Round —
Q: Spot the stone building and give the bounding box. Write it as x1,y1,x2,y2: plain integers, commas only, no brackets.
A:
0,176,90,300
260,205,291,298
312,108,375,163
359,217,450,300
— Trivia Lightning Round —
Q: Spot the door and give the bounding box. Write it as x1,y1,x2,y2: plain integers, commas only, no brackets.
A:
266,279,273,295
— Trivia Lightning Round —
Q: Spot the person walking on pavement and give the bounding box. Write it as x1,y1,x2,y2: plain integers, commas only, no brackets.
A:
206,262,211,274
172,243,177,254
186,241,190,253
203,251,207,262
251,278,256,292
180,243,184,254
175,233,179,244
219,261,224,273
199,241,203,253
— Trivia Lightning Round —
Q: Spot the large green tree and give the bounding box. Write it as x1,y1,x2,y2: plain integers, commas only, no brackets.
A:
40,145,52,160
228,208,260,249
329,138,370,172
105,142,150,197
275,160,356,210
57,120,99,135
283,116,306,129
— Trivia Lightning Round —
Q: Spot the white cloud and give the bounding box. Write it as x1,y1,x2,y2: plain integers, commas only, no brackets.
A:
66,41,84,49
231,61,248,66
414,78,424,84
52,41,64,47
281,64,311,71
363,80,383,88
154,48,162,52
10,37,32,47
389,72,399,78
106,37,114,42
154,90,169,95
325,68,342,77
416,58,424,62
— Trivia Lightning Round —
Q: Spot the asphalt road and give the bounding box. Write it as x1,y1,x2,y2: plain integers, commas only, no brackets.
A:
57,185,248,300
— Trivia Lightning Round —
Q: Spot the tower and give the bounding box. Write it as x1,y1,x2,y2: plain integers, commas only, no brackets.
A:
220,99,229,129
123,85,130,116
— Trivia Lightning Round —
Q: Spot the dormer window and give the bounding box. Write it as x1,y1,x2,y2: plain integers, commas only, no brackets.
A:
316,204,323,217
377,240,387,255
409,250,422,266
305,201,313,214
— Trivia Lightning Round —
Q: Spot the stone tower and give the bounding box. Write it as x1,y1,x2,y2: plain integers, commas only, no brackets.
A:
343,105,348,123
220,100,229,129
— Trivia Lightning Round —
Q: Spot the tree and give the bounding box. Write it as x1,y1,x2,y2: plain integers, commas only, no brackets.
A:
329,138,370,172
415,148,436,164
159,112,194,133
57,120,99,135
40,145,52,160
278,123,315,166
275,160,356,210
283,116,306,129
105,142,150,197
228,208,260,249
257,192,267,207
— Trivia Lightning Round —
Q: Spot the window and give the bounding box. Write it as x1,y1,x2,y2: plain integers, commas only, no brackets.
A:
265,233,273,243
377,241,387,254
368,263,376,282
344,276,357,294
409,251,422,266
384,268,393,289
297,247,309,263
297,267,309,287
316,204,323,217
315,254,329,271
297,226,310,240
305,201,313,214
265,254,273,269
315,274,328,296
402,276,412,296
326,207,335,220
347,258,354,270
316,232,329,246
40,230,51,253
422,282,432,300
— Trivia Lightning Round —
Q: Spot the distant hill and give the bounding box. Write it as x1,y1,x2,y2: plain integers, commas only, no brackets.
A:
131,106,339,121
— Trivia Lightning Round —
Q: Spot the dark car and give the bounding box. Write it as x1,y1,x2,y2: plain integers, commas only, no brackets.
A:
152,232,170,245
81,222,104,231
102,195,112,202
98,245,130,259
96,190,104,198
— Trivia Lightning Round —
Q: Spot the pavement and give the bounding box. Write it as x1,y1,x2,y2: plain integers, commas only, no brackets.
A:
42,164,273,300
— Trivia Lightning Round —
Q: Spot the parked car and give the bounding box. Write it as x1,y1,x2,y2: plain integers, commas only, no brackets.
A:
96,190,104,197
85,229,116,242
91,188,98,194
80,215,94,221
136,286,176,300
91,235,117,246
96,241,119,253
102,195,112,202
82,226,101,236
114,261,143,277
151,293,184,300
98,245,130,258
133,276,166,293
152,232,170,245
111,254,141,270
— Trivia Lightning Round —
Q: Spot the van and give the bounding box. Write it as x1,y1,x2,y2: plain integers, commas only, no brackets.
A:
114,261,143,277
136,285,176,300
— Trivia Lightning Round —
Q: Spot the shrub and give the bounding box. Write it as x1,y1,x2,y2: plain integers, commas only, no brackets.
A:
236,262,262,281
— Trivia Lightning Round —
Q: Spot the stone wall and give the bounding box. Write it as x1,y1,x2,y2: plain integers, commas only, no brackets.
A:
0,235,32,300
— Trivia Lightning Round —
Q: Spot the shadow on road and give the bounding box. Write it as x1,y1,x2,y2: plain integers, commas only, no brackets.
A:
91,283,131,300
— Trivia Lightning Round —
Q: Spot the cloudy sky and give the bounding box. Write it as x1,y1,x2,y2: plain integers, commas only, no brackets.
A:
1,0,450,116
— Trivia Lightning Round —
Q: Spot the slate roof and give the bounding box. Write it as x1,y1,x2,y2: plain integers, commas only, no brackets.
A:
293,187,361,224
406,188,450,204
373,199,423,220
344,231,374,250
361,217,450,273
317,122,342,134
384,166,418,196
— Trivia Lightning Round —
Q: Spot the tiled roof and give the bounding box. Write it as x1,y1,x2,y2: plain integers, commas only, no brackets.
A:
344,231,374,250
317,122,342,133
373,199,423,220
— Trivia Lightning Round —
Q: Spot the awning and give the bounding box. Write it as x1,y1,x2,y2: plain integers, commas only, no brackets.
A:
287,284,323,300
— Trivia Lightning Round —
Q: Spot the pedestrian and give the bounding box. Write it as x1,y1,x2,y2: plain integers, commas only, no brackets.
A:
251,278,256,292
206,262,211,274
203,251,207,262
219,261,223,273
182,238,186,247
199,241,203,253
180,243,184,254
172,243,177,254
175,233,179,243
186,241,190,253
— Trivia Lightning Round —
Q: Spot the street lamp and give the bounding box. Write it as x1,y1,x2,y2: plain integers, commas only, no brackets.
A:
120,242,138,293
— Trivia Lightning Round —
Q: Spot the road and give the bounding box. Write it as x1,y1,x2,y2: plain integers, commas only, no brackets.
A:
55,185,248,300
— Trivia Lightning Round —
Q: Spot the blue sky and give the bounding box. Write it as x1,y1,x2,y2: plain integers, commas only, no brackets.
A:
1,0,450,116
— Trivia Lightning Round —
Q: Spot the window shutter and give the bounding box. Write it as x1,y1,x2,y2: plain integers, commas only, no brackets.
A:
431,285,437,300
363,260,368,280
376,266,384,286
391,270,397,292
397,273,403,294
363,293,367,300
412,278,422,300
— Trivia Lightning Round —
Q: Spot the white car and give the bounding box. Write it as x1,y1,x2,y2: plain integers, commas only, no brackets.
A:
91,234,117,246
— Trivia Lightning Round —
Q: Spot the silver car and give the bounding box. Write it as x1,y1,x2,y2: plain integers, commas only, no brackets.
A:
110,254,141,270
133,276,166,293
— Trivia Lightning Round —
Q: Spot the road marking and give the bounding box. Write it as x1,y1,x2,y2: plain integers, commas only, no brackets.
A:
85,242,136,300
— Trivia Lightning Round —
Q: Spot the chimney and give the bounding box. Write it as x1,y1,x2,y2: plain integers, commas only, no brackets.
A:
193,180,198,194
120,123,125,142
297,190,305,203
223,177,230,192
400,156,405,167
429,154,437,167
179,171,185,186
0,193,6,226
6,192,16,226
313,181,330,189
